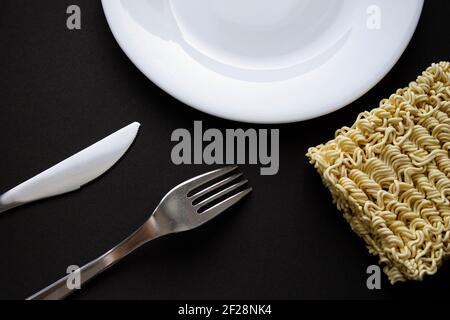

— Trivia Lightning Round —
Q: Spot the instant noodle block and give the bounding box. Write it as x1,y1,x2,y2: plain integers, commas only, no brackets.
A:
307,62,450,283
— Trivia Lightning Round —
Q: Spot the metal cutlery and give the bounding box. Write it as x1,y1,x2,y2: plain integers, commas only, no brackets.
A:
27,166,251,300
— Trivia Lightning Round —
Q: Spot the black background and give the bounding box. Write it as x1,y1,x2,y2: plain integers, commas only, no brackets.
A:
0,0,449,300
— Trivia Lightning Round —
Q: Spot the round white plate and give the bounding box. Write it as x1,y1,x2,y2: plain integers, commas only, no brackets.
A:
102,0,424,123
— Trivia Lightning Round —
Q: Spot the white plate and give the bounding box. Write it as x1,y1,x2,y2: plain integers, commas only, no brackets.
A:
102,0,424,123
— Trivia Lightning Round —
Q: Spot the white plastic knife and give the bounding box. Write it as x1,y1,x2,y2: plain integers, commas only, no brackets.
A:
0,122,141,214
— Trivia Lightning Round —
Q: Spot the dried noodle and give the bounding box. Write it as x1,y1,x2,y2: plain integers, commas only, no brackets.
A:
307,62,450,283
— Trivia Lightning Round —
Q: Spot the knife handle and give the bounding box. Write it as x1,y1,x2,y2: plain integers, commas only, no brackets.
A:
0,177,80,214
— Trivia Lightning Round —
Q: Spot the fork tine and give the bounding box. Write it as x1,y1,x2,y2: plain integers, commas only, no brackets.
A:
189,172,243,201
197,187,252,222
182,166,238,193
195,180,248,210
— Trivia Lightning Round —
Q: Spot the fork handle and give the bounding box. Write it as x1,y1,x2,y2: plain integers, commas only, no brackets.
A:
27,218,161,300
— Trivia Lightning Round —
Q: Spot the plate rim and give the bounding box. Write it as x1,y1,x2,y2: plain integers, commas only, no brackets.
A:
102,0,424,124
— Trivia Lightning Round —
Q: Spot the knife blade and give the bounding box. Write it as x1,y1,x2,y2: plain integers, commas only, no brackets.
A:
0,122,141,214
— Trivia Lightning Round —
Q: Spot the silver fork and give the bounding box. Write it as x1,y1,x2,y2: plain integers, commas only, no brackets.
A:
27,166,251,300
